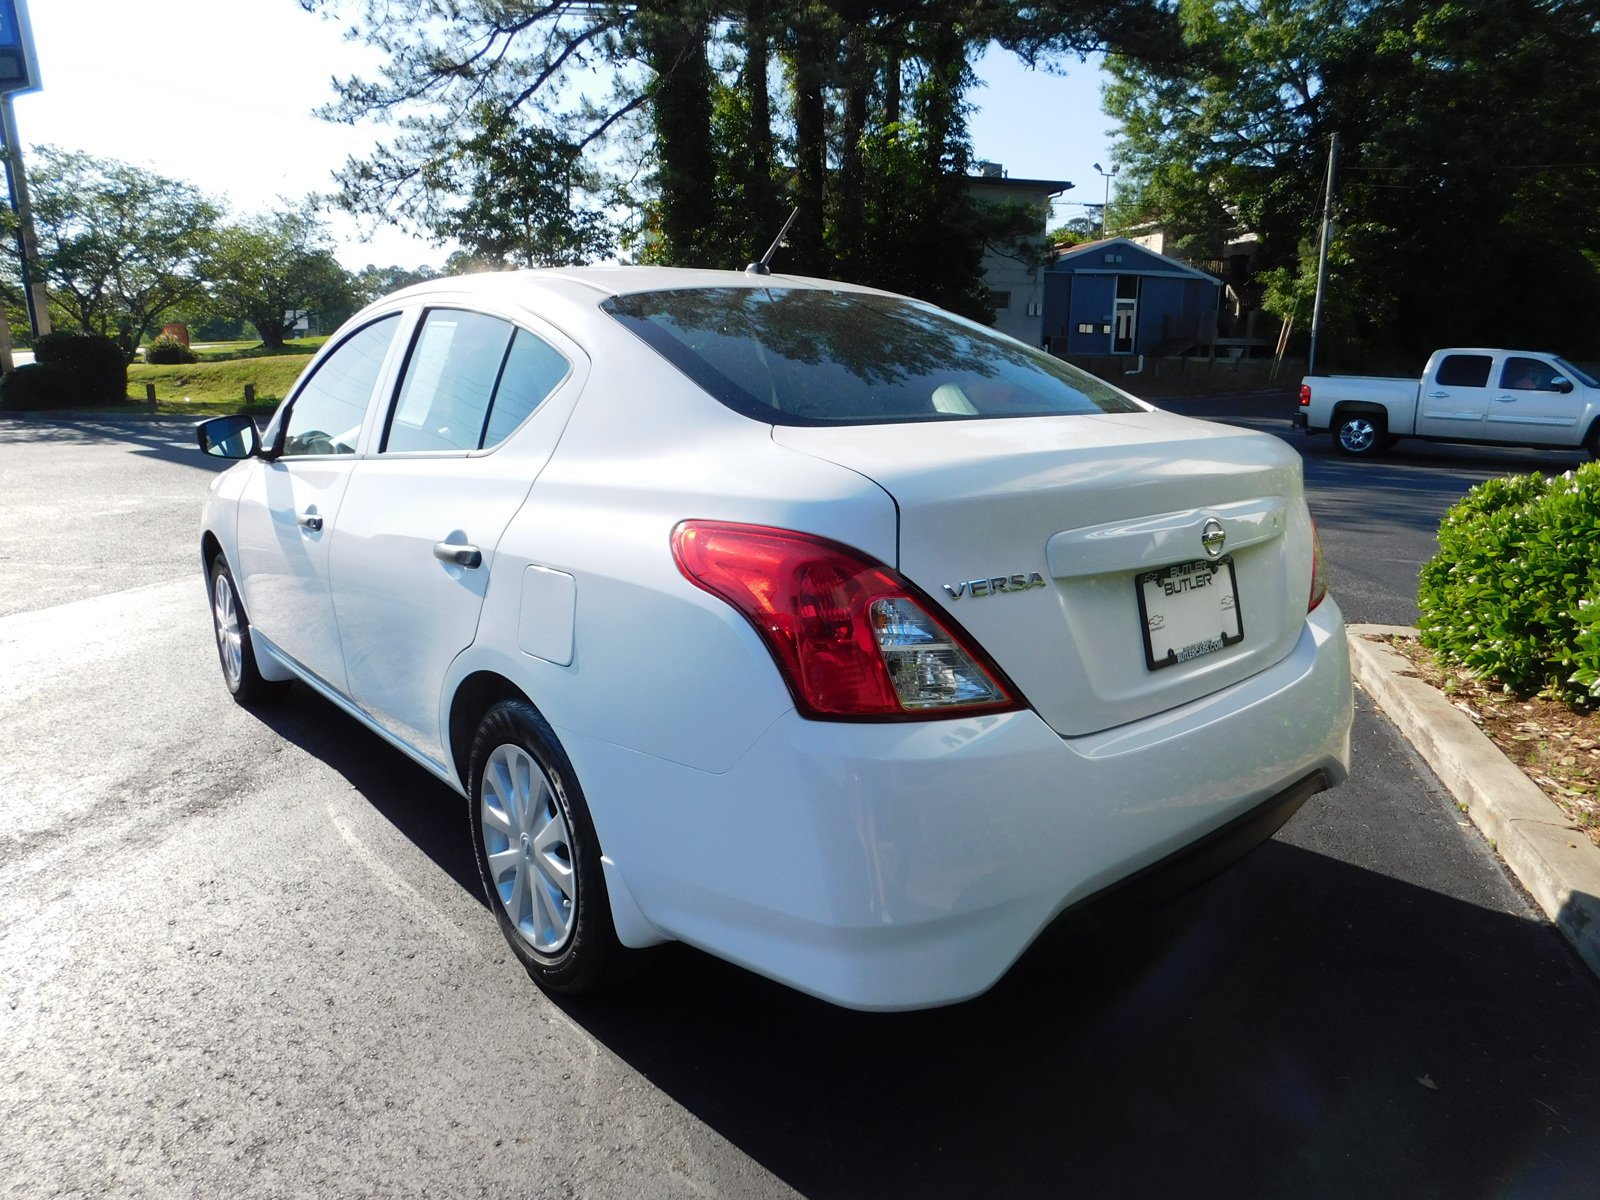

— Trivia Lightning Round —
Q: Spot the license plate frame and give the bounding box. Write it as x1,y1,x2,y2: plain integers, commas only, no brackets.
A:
1135,556,1244,671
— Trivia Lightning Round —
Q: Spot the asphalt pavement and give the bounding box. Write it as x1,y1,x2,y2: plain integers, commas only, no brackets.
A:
3,410,1600,1199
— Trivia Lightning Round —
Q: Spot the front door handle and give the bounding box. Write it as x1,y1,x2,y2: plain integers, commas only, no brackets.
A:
434,541,483,569
1493,394,1518,403
296,511,323,532
1425,390,1449,399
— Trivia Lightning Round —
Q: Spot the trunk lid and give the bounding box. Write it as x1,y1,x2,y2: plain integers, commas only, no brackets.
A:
774,411,1313,737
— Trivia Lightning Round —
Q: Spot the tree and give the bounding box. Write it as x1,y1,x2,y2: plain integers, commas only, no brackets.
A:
1103,0,1600,366
303,1,1177,317
3,147,220,360
207,208,355,348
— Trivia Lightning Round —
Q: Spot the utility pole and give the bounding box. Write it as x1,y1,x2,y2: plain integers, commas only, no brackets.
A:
1,94,48,343
1307,132,1340,377
0,0,43,374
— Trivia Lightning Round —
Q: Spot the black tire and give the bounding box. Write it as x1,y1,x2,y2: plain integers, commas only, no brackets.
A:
1585,422,1600,461
468,700,623,996
207,555,284,704
1333,410,1387,457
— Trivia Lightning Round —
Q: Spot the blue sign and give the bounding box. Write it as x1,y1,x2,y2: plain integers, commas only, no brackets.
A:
0,0,38,95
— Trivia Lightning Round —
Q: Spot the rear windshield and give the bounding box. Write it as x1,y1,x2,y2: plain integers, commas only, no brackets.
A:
602,287,1144,425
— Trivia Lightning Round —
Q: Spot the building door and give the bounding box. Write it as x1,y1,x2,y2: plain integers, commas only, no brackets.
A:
1112,275,1139,354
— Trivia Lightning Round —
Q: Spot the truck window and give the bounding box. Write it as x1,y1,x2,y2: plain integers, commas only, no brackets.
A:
1435,354,1492,387
1500,357,1555,391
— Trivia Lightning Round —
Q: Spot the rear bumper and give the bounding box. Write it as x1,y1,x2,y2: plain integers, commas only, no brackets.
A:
573,601,1353,1010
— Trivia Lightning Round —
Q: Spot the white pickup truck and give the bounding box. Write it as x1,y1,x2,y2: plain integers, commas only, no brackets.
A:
1297,348,1600,458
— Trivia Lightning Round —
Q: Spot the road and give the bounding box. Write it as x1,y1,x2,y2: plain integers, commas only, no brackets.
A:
2,410,1599,1199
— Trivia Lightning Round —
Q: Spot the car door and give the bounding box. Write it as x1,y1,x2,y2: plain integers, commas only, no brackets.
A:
329,306,583,766
233,314,404,692
1415,352,1493,440
1485,355,1586,445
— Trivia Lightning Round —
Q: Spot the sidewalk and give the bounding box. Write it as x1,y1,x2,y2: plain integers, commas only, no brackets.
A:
1348,624,1600,980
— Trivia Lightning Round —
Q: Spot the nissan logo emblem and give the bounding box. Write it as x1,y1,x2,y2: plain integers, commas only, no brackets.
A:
1201,518,1226,558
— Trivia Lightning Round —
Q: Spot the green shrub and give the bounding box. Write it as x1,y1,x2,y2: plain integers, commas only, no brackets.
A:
1418,463,1600,705
33,331,128,404
144,333,198,364
0,361,92,411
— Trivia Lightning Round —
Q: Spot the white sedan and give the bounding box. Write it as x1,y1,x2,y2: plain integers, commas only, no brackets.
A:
196,267,1352,1011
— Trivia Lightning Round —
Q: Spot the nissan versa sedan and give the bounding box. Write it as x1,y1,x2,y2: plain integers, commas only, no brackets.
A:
195,266,1353,1011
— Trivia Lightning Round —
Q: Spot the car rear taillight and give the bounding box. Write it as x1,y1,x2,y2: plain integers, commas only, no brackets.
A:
1308,521,1329,612
1299,384,1311,407
671,521,1020,720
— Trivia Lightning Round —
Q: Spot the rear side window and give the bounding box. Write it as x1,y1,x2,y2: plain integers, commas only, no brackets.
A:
384,310,570,453
602,287,1143,425
1435,354,1492,388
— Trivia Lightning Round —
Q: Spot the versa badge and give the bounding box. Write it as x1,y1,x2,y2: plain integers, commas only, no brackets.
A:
942,572,1047,600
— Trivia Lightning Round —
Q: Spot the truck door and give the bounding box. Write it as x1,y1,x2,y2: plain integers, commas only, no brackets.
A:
1416,352,1492,440
1485,355,1586,445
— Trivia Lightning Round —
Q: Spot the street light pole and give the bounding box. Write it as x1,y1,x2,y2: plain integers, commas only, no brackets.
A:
1092,162,1119,237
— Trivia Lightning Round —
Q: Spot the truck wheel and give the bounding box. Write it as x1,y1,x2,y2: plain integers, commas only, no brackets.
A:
1586,423,1600,461
1334,411,1386,457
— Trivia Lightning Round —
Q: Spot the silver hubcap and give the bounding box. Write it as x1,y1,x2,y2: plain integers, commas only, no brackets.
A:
212,572,244,686
480,744,576,954
1339,418,1376,453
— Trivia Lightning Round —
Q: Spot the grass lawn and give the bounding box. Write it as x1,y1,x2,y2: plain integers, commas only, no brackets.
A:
127,339,323,415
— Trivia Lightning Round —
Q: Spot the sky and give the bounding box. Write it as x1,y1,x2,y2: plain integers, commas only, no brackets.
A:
11,0,1118,272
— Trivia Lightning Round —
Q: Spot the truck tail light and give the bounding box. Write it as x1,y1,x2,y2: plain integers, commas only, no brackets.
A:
671,521,1021,720
1299,384,1311,407
1308,521,1330,612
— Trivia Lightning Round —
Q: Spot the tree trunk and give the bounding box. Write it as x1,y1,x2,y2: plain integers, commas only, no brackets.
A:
256,319,290,349
644,8,716,265
744,0,779,252
789,14,829,276
833,26,872,281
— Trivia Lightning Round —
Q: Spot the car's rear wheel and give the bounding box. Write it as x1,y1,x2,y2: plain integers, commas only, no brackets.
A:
208,555,283,704
1585,421,1600,461
1334,410,1386,457
469,700,622,995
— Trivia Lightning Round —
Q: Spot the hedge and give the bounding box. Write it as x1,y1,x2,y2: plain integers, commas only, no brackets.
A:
1417,463,1600,706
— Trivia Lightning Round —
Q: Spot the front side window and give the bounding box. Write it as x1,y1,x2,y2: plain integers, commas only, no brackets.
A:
281,315,400,456
1500,357,1556,391
602,287,1143,425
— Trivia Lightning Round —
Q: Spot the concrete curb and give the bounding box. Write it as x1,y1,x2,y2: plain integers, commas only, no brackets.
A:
1347,624,1600,981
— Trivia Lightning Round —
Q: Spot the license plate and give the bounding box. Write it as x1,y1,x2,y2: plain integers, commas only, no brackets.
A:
1135,556,1243,671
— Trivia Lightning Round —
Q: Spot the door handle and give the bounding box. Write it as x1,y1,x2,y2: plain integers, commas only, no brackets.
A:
1493,394,1518,403
1425,390,1448,398
296,511,323,531
434,541,483,569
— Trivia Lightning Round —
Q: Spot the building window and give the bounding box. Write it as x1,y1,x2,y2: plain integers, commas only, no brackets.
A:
989,290,1011,311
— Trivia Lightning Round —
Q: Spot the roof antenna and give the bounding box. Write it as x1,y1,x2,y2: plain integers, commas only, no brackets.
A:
745,207,799,276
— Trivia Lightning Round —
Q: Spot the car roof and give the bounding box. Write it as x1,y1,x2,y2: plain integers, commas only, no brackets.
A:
385,265,899,306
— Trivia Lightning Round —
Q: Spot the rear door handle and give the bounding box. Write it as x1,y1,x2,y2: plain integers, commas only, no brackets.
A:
296,511,323,531
1425,390,1448,399
434,541,482,569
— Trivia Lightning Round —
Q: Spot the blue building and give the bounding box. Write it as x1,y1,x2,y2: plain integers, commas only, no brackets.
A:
1042,237,1221,358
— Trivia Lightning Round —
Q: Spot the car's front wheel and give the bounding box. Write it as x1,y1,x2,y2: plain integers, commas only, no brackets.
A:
469,700,622,996
1333,410,1387,457
208,555,283,704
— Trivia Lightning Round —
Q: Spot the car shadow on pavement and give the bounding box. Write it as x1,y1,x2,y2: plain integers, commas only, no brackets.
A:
244,684,488,907
556,839,1600,1200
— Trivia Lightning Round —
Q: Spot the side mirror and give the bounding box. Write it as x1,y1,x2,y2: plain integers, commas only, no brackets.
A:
196,414,261,460
1551,377,1575,394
